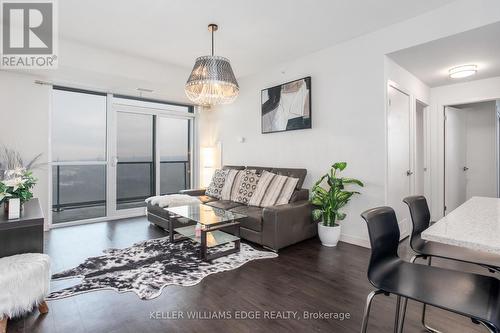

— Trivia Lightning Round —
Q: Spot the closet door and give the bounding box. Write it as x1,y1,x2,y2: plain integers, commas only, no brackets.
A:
444,106,467,214
387,85,411,232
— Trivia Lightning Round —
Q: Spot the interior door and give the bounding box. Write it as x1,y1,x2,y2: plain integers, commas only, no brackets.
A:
387,85,411,232
444,106,467,214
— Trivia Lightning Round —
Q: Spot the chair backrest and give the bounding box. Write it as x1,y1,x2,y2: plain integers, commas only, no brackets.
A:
403,196,431,248
361,207,400,284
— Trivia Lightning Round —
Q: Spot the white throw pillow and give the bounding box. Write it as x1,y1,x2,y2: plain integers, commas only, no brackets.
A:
249,170,299,207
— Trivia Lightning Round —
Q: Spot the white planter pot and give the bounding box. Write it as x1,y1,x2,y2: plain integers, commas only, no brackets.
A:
5,198,21,219
318,222,341,247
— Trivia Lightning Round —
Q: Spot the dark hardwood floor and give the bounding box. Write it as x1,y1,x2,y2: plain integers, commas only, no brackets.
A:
8,217,488,333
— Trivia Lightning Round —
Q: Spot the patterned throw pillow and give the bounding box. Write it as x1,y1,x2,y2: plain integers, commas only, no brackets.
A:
205,169,229,199
248,170,299,207
233,170,261,205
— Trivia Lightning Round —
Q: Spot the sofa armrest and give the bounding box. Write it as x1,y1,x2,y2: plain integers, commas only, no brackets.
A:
180,189,206,196
262,200,317,251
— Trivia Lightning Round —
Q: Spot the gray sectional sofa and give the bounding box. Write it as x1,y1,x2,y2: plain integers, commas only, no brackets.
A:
147,165,317,252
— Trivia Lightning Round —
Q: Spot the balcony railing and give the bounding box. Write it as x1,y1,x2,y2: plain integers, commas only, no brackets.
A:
52,160,190,213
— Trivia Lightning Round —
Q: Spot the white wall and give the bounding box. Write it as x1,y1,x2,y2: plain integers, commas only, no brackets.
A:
0,40,192,227
464,102,497,199
201,0,500,247
0,72,51,226
430,76,500,220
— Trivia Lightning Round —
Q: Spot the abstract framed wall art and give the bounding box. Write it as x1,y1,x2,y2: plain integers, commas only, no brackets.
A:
261,76,311,134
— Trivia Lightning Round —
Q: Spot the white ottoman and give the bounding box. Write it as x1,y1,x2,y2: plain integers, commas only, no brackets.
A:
0,253,51,333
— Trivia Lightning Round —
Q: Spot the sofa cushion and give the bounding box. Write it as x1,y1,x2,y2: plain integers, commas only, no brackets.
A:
221,169,242,201
230,205,263,232
205,200,242,210
289,188,309,203
233,170,261,205
245,167,306,190
205,169,229,199
249,171,299,207
223,165,245,170
271,168,306,190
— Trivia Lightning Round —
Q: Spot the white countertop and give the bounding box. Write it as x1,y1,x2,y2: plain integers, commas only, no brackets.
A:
422,197,500,255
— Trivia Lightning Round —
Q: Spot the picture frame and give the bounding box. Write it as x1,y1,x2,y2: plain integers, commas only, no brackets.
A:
261,76,312,134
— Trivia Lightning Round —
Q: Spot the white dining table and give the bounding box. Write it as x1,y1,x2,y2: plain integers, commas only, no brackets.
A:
422,196,500,255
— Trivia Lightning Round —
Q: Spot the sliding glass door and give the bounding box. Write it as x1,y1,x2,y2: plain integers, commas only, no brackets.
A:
116,112,155,210
51,88,194,226
158,117,191,194
107,97,194,218
51,88,107,224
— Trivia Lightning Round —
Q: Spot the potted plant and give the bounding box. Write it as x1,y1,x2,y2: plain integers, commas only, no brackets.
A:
0,147,41,219
311,162,363,247
1,168,37,218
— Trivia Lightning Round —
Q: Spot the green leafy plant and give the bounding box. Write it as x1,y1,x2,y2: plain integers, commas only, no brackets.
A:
0,169,38,204
311,162,364,227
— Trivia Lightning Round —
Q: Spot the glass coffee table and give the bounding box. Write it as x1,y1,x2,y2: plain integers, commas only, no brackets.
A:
165,203,247,261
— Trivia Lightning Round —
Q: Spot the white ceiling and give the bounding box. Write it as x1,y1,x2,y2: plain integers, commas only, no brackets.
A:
59,0,455,78
388,21,500,87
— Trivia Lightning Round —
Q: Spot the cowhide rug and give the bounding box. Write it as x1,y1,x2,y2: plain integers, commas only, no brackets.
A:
47,237,277,300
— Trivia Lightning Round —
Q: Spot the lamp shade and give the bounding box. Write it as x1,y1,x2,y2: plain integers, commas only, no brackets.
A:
185,55,239,106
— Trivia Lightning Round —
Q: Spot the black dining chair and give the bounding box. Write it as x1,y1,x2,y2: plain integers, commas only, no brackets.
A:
360,206,500,333
403,196,500,332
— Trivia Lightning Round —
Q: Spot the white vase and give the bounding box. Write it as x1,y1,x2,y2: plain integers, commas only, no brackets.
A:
318,222,341,247
5,198,21,219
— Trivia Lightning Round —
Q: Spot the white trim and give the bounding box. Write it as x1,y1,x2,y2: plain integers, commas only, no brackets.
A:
336,222,410,249
435,95,500,220
106,93,116,217
49,211,146,229
111,103,195,119
51,161,107,165
46,85,53,231
339,233,370,248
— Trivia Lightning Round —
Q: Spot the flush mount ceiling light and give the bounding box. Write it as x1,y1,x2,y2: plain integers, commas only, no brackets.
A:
449,64,477,79
185,24,239,107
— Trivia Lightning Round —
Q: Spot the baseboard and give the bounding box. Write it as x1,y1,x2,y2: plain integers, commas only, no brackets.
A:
339,220,409,249
339,234,370,248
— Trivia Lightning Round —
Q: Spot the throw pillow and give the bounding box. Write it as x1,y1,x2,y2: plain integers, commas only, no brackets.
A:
249,170,299,207
205,169,229,199
221,169,241,200
233,170,261,205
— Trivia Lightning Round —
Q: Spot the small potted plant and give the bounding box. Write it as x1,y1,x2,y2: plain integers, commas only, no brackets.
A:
311,162,363,247
0,147,41,219
1,168,37,218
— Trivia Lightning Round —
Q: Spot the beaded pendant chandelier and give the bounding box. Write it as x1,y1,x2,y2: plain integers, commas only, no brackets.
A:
185,24,239,107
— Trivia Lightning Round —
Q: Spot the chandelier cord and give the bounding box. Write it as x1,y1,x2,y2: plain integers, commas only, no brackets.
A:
211,29,214,56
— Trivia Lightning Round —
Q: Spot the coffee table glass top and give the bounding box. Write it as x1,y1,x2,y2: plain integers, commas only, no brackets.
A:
174,225,240,248
166,203,247,227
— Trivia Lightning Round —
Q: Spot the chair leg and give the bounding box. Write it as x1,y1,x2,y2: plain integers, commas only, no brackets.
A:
397,298,408,333
395,255,421,333
394,296,401,333
478,321,496,333
361,290,384,333
421,257,443,333
38,301,49,314
0,317,7,333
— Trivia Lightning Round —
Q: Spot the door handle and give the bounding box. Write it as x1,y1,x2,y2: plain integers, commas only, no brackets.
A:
463,166,469,171
406,170,413,176
111,156,118,167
